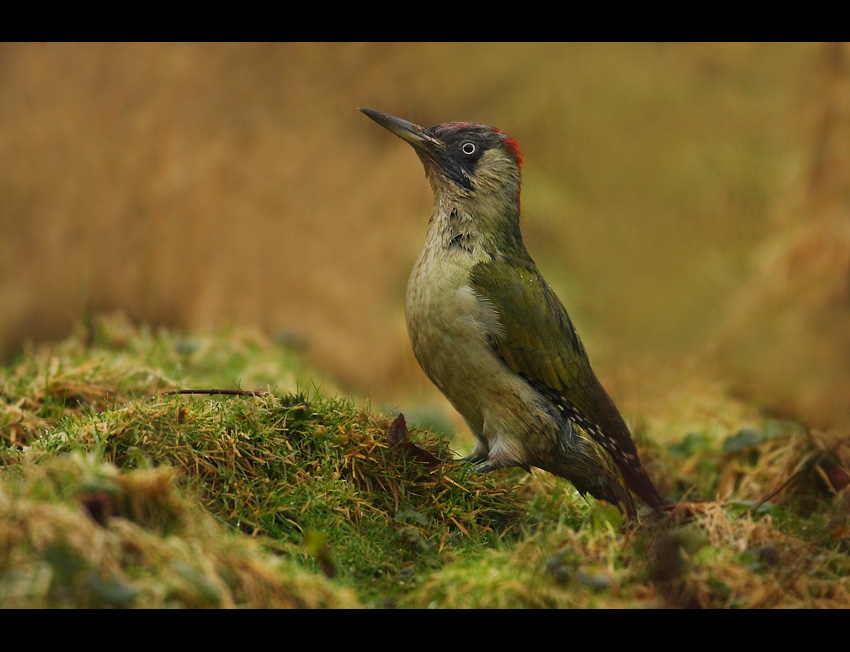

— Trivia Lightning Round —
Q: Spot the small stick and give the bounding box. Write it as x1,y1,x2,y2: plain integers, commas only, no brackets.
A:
158,389,270,398
0,416,24,432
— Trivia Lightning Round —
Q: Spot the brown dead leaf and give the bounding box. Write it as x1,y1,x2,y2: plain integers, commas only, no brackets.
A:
387,413,441,466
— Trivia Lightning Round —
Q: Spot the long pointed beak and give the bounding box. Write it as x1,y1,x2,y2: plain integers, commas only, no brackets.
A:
360,108,445,155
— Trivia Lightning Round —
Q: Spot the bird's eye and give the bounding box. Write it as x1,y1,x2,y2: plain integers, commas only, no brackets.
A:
461,142,476,155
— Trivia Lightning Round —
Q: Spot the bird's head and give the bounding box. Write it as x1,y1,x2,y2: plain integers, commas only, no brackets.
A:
360,108,523,215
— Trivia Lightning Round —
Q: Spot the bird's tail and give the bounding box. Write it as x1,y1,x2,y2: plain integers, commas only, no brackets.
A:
546,435,638,520
586,448,637,521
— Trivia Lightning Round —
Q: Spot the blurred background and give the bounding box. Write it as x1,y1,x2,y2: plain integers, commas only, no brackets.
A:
1,42,848,431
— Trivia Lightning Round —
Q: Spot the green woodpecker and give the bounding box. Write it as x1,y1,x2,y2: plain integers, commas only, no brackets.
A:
361,108,664,519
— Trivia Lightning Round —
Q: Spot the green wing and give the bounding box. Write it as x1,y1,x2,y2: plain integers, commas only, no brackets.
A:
469,257,596,414
470,257,663,508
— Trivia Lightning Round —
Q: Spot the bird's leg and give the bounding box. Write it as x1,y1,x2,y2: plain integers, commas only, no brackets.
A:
460,437,489,463
472,434,530,474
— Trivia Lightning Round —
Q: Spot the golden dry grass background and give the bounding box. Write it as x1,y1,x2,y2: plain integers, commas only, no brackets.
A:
1,42,848,429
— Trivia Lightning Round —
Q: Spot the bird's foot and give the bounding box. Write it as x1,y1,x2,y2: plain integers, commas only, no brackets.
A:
473,460,499,473
474,459,531,475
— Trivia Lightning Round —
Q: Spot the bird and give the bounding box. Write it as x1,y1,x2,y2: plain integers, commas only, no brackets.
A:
360,108,664,519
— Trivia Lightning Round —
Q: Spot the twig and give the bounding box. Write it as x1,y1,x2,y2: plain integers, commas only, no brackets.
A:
157,389,271,399
749,471,803,513
749,445,832,513
0,416,24,432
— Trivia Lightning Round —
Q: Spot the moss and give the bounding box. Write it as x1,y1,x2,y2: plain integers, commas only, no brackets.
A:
2,316,850,608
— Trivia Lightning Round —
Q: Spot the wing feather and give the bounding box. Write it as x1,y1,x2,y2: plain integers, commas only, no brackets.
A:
469,258,663,508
